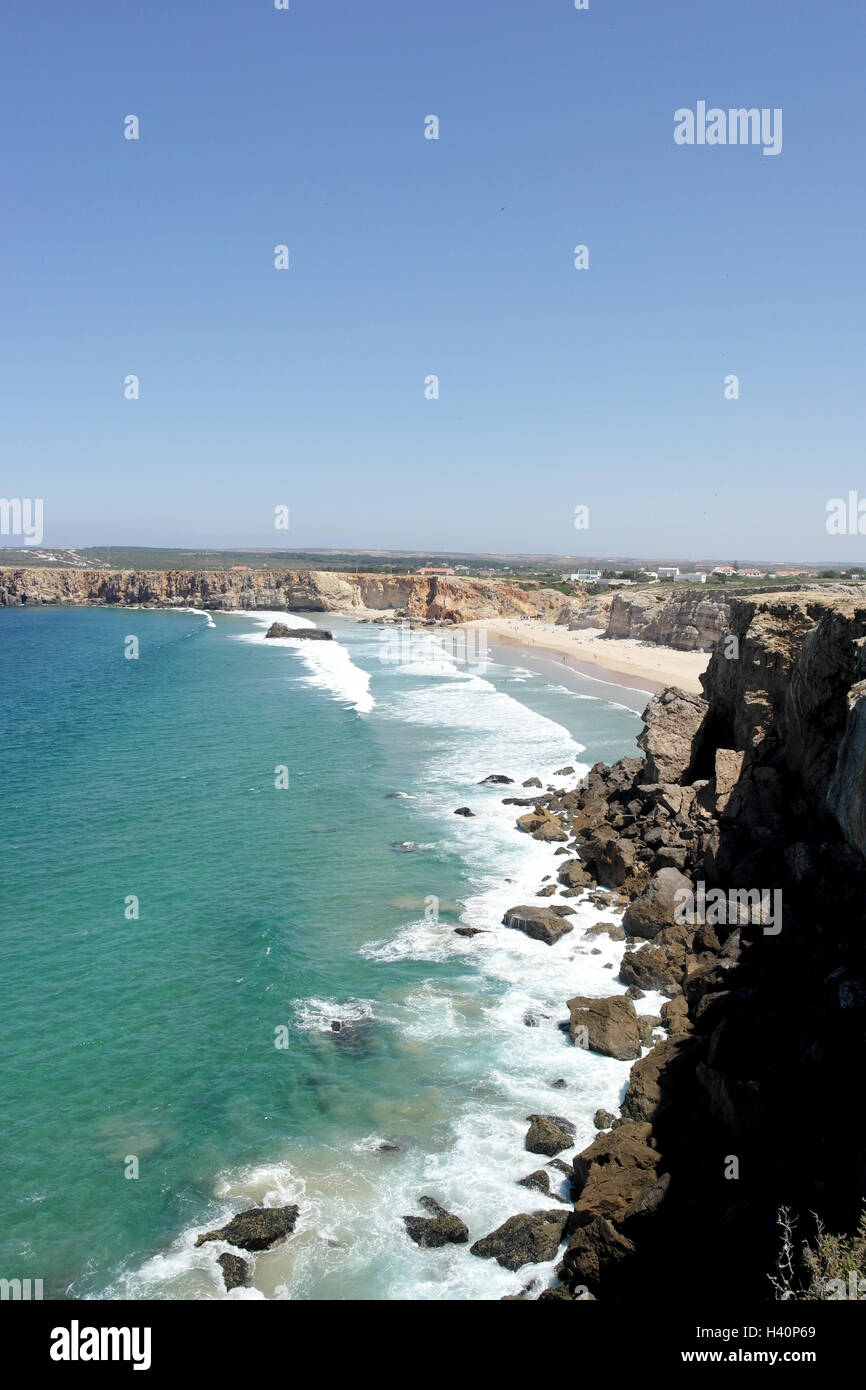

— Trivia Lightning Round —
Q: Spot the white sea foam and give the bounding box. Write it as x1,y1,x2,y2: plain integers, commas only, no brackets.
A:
136,604,217,628
234,610,375,714
291,997,382,1033
177,606,216,628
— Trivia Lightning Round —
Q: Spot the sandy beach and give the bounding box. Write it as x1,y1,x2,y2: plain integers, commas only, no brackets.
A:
460,618,710,695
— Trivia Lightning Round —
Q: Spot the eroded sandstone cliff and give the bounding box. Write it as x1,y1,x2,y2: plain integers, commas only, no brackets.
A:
605,587,733,650
0,567,564,624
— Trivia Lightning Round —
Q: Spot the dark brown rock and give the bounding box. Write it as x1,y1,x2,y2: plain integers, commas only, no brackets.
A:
567,994,641,1060
470,1210,568,1270
525,1113,576,1156
660,995,692,1035
557,1215,636,1294
622,868,694,940
503,904,574,946
557,858,593,889
637,1014,661,1048
585,920,626,941
618,943,685,996
571,1122,661,1225
265,622,333,640
403,1196,469,1248
516,808,568,842
621,1037,698,1124
195,1205,299,1252
217,1252,252,1291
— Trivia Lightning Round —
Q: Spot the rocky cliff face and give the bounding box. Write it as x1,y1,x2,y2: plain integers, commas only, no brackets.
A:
605,588,733,650
0,567,739,651
510,584,866,1299
560,587,734,650
560,593,614,629
0,567,555,624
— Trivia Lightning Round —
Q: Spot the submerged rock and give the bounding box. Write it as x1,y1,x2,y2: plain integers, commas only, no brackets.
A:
454,806,475,817
585,920,626,941
195,1205,299,1252
326,1017,378,1055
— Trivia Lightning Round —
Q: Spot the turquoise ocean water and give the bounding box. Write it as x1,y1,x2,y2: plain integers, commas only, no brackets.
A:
0,605,654,1300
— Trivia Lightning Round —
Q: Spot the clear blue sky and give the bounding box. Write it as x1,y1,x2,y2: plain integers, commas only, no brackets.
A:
1,0,864,561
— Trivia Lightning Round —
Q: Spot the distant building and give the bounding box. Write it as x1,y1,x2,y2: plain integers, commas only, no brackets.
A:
418,565,454,576
565,569,601,584
596,577,634,589
680,571,707,584
712,566,736,576
658,566,680,580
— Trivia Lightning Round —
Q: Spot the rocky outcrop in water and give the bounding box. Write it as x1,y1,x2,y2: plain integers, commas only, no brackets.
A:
525,1114,575,1156
194,1205,299,1252
470,1210,569,1270
503,905,574,946
402,1197,469,1248
217,1252,252,1290
264,622,333,639
566,994,641,1060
